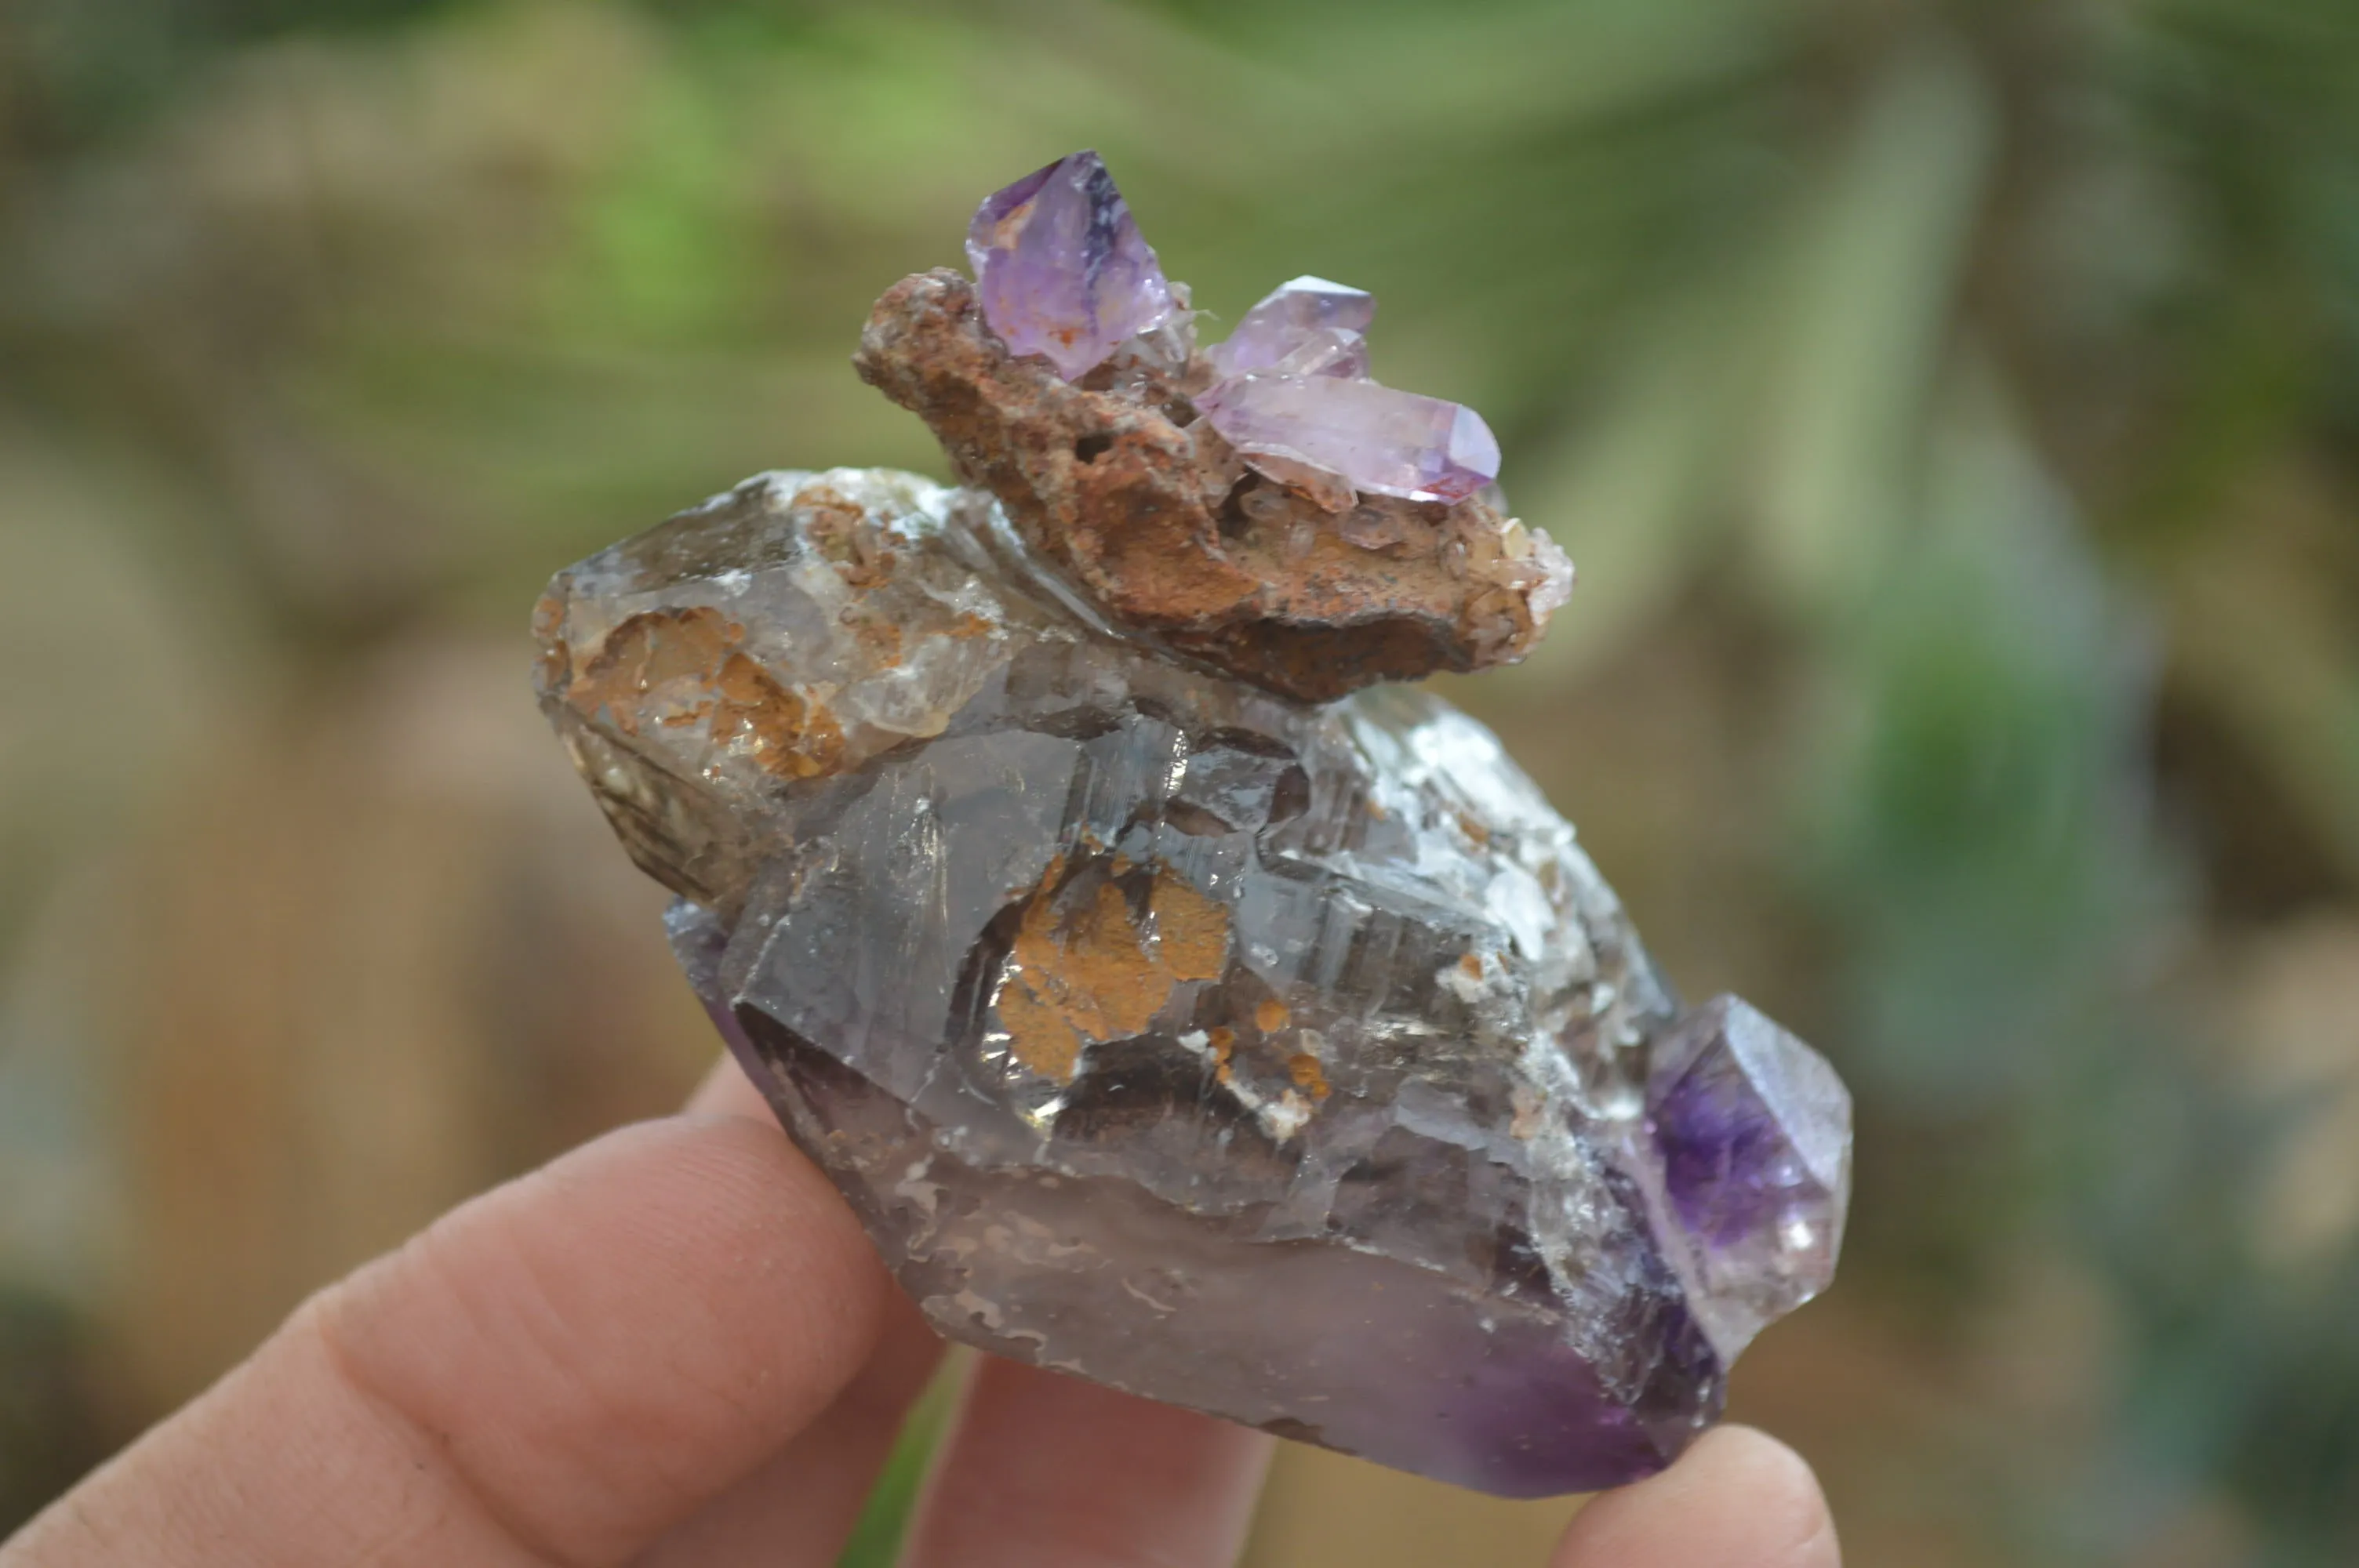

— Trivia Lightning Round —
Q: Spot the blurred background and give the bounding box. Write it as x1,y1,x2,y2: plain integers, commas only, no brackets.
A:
3,0,2357,1562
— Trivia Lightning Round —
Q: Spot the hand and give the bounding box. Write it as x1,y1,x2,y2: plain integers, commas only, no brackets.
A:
1,1060,1839,1568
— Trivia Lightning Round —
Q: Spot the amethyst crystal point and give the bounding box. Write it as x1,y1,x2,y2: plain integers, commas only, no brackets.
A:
965,149,1178,382
1196,372,1503,504
1643,996,1852,1361
536,465,1852,1499
1207,275,1378,377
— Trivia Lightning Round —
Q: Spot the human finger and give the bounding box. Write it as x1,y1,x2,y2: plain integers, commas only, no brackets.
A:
627,1051,947,1565
2,1112,889,1568
1550,1425,1840,1568
652,1052,947,1563
687,1046,783,1121
896,1355,1272,1568
633,1261,943,1566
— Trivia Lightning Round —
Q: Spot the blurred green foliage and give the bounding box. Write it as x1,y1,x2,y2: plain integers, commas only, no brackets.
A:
4,1,2358,1563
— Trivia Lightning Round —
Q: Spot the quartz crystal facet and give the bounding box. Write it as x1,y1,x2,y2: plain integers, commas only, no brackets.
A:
1206,275,1377,377
536,151,1852,1500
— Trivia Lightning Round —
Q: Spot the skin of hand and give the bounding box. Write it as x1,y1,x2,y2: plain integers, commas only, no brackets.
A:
0,1058,1840,1568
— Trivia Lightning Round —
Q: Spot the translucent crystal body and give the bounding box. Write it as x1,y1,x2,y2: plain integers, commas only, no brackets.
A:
965,150,1178,383
1641,997,1852,1361
536,467,1852,1497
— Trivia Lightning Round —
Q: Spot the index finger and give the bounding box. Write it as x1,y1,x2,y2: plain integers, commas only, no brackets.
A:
2,1111,888,1568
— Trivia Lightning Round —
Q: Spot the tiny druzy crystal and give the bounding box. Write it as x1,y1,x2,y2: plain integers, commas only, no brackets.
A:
965,149,1178,382
538,151,1852,1501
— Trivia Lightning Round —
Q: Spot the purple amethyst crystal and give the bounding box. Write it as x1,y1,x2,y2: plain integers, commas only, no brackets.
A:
1642,996,1852,1361
1195,372,1502,505
965,150,1178,382
1207,275,1377,378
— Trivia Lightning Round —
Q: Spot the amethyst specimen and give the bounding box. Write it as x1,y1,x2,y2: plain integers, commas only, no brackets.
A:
535,153,1852,1500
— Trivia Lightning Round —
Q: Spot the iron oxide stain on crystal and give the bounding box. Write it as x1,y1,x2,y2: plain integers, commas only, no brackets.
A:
536,153,1852,1498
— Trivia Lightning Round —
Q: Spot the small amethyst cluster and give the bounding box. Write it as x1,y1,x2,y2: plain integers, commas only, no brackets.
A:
965,150,1501,505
